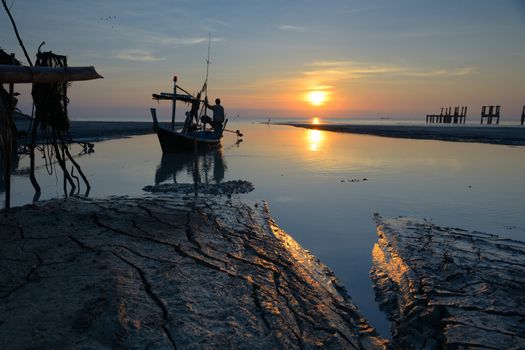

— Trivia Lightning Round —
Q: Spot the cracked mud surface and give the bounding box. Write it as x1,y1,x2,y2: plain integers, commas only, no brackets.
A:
0,196,386,349
371,215,525,349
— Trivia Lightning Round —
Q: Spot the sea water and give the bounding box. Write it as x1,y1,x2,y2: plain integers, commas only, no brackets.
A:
3,121,525,337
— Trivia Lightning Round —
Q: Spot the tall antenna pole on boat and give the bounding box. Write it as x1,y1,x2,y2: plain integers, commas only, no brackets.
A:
203,33,211,116
205,32,211,87
171,75,177,130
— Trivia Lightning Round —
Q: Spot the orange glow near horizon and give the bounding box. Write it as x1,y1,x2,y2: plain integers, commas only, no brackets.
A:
306,91,328,106
312,117,320,124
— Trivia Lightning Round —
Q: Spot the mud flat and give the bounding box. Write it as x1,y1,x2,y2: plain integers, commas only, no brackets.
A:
285,123,525,146
371,215,525,349
0,195,386,349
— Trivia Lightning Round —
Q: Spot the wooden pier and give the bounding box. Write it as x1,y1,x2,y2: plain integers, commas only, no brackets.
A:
480,105,500,125
426,106,467,124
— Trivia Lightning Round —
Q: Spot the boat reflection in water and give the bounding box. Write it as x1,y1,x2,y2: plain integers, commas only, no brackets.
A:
154,149,227,186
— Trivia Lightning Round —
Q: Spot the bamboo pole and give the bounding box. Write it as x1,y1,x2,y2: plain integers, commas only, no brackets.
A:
171,76,177,130
0,92,11,211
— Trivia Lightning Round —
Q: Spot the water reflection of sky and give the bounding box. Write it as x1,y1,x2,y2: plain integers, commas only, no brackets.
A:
4,122,525,337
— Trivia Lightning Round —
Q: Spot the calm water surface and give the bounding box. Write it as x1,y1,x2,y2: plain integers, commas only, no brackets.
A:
4,122,525,336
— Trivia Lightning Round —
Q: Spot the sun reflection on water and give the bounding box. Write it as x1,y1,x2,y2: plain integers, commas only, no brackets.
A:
306,129,324,152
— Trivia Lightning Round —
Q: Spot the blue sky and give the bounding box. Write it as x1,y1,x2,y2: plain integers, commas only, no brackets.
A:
2,0,525,120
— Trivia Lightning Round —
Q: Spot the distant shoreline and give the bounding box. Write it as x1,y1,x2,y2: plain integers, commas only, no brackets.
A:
283,123,525,146
14,120,180,143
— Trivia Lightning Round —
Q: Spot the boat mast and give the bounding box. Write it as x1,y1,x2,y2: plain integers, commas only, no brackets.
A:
205,33,211,90
203,33,211,117
171,75,177,129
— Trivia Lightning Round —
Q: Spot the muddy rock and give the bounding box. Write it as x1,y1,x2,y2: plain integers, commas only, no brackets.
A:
0,196,386,349
371,215,525,349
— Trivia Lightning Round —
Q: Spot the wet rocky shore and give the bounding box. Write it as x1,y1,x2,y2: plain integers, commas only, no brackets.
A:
0,195,386,349
371,215,525,349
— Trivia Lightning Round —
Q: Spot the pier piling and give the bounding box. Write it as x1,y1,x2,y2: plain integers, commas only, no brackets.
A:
481,105,500,125
426,106,467,124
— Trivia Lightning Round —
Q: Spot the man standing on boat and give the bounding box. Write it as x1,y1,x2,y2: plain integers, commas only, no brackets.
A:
202,97,225,135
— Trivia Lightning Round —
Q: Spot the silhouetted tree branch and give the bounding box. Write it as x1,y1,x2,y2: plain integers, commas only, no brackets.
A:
1,0,33,66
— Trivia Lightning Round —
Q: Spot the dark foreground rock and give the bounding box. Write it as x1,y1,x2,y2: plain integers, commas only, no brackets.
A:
371,215,525,349
0,196,386,349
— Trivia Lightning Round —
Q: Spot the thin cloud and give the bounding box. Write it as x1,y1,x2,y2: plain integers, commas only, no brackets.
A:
344,7,376,14
225,60,476,104
279,25,306,32
108,23,225,47
140,34,224,47
403,67,476,77
309,60,356,67
115,50,165,62
305,61,475,80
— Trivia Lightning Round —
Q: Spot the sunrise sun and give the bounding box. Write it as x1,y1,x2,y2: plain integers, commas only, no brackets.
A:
306,91,327,106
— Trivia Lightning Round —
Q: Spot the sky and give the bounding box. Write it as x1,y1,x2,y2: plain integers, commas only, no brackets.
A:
1,0,525,121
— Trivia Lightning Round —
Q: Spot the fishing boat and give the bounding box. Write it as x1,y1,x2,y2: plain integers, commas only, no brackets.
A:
150,76,227,153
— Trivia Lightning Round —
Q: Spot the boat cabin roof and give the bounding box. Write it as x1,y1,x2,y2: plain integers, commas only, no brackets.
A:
152,93,198,104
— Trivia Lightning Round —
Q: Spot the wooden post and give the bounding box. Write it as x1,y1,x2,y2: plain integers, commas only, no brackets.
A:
495,105,500,125
521,106,524,126
150,108,158,126
5,54,15,210
0,94,11,211
1,53,17,211
171,75,177,130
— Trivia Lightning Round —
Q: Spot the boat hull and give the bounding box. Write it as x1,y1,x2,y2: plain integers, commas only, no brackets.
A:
154,125,221,153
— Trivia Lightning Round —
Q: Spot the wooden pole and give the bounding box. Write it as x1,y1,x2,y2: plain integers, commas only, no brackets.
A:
0,92,11,211
4,54,16,210
521,106,524,126
171,76,177,130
